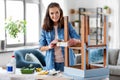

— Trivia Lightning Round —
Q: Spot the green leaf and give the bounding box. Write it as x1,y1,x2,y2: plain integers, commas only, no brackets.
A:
5,17,27,38
104,6,109,9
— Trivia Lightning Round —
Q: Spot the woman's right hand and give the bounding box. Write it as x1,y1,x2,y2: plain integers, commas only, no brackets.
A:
68,38,81,46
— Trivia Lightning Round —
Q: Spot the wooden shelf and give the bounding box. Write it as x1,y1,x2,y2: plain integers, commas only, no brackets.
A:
69,64,104,70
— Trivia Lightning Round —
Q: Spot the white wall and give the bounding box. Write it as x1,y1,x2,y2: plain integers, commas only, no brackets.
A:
118,0,120,49
107,0,120,49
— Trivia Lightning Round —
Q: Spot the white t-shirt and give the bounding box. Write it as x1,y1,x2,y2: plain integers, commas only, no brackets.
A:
54,26,64,63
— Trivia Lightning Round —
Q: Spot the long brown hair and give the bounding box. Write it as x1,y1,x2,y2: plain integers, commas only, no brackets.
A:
42,2,64,32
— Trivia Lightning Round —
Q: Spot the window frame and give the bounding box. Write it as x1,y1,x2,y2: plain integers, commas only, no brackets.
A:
4,0,41,48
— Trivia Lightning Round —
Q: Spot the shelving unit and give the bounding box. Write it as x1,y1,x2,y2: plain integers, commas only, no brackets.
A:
63,14,109,79
78,8,104,45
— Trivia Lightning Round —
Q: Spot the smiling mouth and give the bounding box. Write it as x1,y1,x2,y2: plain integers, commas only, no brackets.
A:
54,18,59,20
53,19,59,21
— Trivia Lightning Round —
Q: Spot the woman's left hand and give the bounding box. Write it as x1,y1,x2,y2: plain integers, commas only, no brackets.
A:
68,38,80,46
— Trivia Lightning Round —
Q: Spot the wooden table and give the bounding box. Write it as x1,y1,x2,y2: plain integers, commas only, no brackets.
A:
0,67,71,80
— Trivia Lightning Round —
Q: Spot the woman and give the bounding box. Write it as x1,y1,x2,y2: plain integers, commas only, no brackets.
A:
39,2,80,72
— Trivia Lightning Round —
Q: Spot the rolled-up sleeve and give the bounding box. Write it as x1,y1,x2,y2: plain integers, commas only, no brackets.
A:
68,22,81,39
39,29,47,48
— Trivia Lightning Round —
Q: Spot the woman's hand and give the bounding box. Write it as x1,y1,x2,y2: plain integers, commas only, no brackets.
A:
49,39,59,49
68,38,81,46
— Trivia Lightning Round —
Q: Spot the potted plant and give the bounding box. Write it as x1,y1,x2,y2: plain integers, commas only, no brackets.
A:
103,6,111,14
5,17,26,39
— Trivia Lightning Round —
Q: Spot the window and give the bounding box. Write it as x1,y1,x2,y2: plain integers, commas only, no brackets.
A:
26,3,39,44
2,0,41,48
0,0,5,40
6,0,24,45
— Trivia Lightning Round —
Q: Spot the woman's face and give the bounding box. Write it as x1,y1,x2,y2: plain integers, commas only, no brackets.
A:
49,7,60,24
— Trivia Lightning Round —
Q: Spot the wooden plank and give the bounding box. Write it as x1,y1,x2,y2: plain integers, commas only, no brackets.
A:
104,16,107,44
85,16,89,43
85,16,89,69
89,64,103,69
69,64,103,70
103,16,107,67
64,16,69,67
88,44,106,48
81,15,86,70
69,47,82,50
70,64,82,69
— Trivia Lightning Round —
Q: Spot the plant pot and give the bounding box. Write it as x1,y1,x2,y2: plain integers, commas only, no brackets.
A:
103,8,111,14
